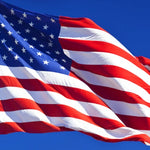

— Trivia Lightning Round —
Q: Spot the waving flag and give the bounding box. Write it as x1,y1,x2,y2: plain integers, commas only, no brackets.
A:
0,0,150,145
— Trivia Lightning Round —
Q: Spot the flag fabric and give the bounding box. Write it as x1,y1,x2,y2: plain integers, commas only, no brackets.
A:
0,1,150,145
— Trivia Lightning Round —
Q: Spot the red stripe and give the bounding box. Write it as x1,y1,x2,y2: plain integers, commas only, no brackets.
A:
118,114,150,130
59,38,149,74
89,84,150,106
0,122,150,144
0,76,108,106
0,122,60,134
0,98,124,130
59,16,105,30
137,56,150,66
1,69,146,110
72,62,150,94
82,131,150,144
0,98,41,111
40,104,124,129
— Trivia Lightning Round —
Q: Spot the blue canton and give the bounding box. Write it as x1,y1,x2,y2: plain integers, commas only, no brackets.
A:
0,1,71,75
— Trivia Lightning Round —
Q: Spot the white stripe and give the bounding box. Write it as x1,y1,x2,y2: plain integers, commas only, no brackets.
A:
0,87,122,122
64,50,150,85
0,110,145,140
29,90,123,122
145,65,150,71
101,99,150,117
0,109,50,123
0,65,92,93
59,27,130,54
54,117,149,139
71,67,150,103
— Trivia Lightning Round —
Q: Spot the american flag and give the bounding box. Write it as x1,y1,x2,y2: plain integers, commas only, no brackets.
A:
0,1,150,145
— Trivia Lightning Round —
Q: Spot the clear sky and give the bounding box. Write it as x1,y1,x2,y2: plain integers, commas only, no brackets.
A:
0,0,150,150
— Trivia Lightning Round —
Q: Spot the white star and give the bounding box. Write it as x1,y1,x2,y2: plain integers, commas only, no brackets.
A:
1,39,6,43
18,19,23,24
8,31,12,35
10,23,14,26
2,55,7,60
14,55,19,60
10,9,15,15
46,51,51,54
37,52,42,56
40,32,45,37
15,39,18,45
39,44,44,48
50,18,55,23
62,59,66,63
24,38,28,42
55,51,60,55
22,48,26,53
54,58,58,61
36,16,41,21
29,22,34,27
3,15,7,18
29,45,34,49
1,23,5,28
43,60,49,65
49,34,54,39
17,31,21,34
29,57,33,63
23,12,27,18
48,42,53,47
43,24,48,30
25,29,30,33
60,66,65,70
32,37,37,41
8,47,13,51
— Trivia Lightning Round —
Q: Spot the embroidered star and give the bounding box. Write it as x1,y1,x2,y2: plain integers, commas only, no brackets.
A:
10,9,15,15
18,19,23,24
36,16,41,21
48,42,53,47
29,22,34,27
25,29,30,33
43,24,48,30
8,31,12,35
24,38,28,42
8,47,13,51
2,55,7,60
17,31,21,34
32,37,37,41
23,12,27,18
39,44,44,48
54,58,58,61
60,66,65,70
55,51,60,55
29,57,33,63
3,15,7,18
62,59,66,63
15,39,18,45
1,23,5,28
43,60,49,65
1,39,6,43
37,52,42,56
50,18,55,23
22,48,26,53
10,23,14,26
46,51,51,54
14,55,19,60
49,34,54,39
29,45,34,49
40,32,45,37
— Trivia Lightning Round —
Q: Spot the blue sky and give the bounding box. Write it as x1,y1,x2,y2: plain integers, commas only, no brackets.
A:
0,0,150,150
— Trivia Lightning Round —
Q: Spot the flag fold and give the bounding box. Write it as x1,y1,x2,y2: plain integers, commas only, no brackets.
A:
0,0,150,145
